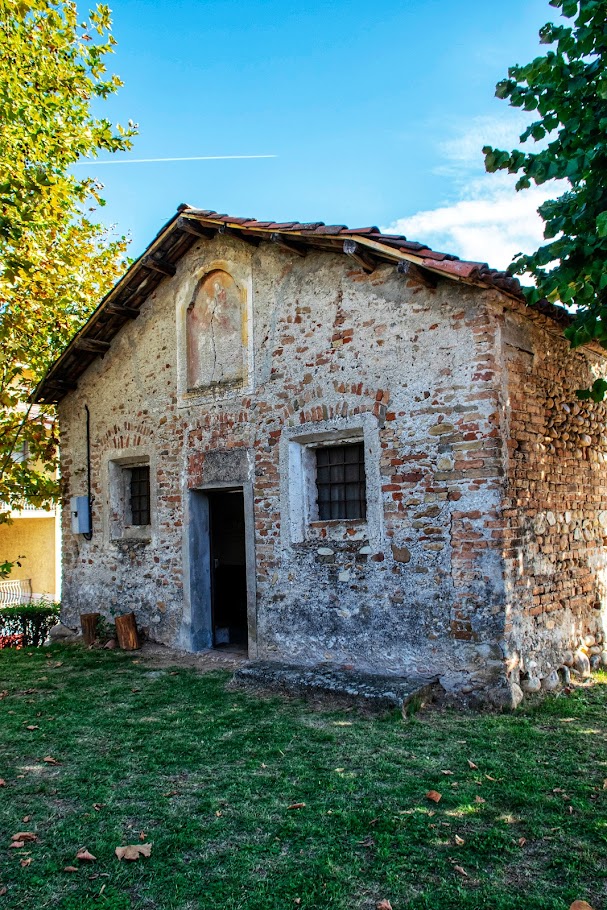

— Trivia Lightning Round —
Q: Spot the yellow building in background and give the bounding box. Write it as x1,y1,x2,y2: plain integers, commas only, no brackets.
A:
0,504,61,602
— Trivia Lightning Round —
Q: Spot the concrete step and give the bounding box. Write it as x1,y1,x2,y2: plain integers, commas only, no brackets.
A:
232,660,440,713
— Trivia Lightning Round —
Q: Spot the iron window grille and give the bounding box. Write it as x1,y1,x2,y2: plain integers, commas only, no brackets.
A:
129,466,150,526
315,442,366,521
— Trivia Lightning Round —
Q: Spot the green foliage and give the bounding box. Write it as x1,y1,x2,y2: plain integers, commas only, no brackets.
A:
0,599,60,645
484,0,607,384
0,0,136,522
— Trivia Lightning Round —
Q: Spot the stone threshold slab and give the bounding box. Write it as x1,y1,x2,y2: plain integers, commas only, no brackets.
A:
232,661,440,713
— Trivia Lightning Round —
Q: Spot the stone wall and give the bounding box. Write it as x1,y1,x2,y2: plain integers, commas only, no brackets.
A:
58,233,515,695
498,302,607,695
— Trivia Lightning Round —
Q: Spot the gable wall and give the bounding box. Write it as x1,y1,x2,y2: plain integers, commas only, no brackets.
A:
59,234,510,695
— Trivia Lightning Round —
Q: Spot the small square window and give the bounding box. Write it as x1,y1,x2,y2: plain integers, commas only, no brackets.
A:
316,443,366,520
129,466,150,526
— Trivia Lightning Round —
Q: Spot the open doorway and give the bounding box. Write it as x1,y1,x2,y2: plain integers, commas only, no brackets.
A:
207,488,248,648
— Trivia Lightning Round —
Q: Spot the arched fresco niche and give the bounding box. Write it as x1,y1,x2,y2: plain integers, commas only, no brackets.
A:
186,269,245,391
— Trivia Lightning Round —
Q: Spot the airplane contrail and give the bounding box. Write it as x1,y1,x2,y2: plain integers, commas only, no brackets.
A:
74,154,277,165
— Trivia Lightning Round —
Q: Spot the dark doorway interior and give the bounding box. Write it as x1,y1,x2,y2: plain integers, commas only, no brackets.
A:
208,488,248,648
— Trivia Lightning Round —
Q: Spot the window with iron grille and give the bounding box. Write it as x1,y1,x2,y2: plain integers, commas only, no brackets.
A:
129,466,150,526
315,442,366,521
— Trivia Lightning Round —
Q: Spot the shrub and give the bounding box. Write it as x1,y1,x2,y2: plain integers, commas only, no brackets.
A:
0,600,60,647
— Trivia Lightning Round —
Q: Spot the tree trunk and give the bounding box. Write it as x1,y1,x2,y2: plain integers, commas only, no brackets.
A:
80,613,100,646
115,612,140,651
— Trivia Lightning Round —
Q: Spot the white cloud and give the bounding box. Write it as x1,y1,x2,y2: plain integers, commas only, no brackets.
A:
384,117,564,271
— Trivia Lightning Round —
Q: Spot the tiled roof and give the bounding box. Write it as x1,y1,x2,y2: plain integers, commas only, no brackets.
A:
34,204,563,404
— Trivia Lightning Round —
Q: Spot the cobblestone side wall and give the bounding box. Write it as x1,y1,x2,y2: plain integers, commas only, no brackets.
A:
499,303,607,693
59,234,511,694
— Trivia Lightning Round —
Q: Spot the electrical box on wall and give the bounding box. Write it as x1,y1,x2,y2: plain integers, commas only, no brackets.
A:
70,496,91,535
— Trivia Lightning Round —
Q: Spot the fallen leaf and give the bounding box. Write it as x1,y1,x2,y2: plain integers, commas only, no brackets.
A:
0,781,5,787
0,886,6,895
19,859,31,868
53,662,63,668
63,866,78,873
42,757,60,766
215,810,222,817
115,843,152,861
454,865,468,877
518,837,527,847
22,817,30,824
9,843,24,849
454,835,465,846
569,903,595,910
568,805,574,815
474,796,485,804
441,769,454,775
76,849,96,862
139,831,146,841
426,790,442,803
11,833,37,843
467,760,478,770
92,804,103,812
603,779,607,790
287,802,306,810
485,774,497,781
376,901,393,910
24,726,38,731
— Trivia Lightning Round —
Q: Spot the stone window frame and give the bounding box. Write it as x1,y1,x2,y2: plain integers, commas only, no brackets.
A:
106,451,156,544
281,413,384,546
175,255,254,408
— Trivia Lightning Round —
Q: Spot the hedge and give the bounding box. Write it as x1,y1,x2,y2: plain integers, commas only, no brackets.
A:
0,602,61,647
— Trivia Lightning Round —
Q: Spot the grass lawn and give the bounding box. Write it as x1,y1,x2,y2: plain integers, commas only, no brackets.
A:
0,645,606,910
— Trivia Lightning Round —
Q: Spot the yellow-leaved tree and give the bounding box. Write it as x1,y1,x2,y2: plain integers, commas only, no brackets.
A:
0,0,136,576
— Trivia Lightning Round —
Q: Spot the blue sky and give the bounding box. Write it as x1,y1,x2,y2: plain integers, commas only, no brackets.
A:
86,0,557,268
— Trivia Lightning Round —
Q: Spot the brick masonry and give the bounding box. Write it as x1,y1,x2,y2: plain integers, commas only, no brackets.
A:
57,234,607,704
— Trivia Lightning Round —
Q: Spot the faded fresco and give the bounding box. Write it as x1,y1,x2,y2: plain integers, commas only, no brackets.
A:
186,269,244,390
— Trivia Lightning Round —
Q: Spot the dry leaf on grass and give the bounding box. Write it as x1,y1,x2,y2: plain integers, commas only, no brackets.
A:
42,757,60,766
287,802,306,810
12,833,37,843
376,901,393,910
474,796,485,804
569,903,595,910
19,859,31,868
0,885,7,896
467,760,478,770
22,817,30,824
454,865,468,877
0,780,5,787
63,866,78,873
426,790,442,803
441,769,454,775
24,725,38,731
76,849,96,862
518,837,527,847
454,835,465,846
8,843,24,850
115,843,152,861
139,831,147,841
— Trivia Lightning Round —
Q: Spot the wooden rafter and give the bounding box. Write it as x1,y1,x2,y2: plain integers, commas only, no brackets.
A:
142,256,177,277
396,259,437,289
74,338,111,354
271,233,307,257
104,303,141,319
176,216,217,240
343,239,376,274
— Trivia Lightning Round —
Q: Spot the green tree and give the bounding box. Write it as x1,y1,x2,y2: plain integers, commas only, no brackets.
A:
484,0,607,398
0,1,136,548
